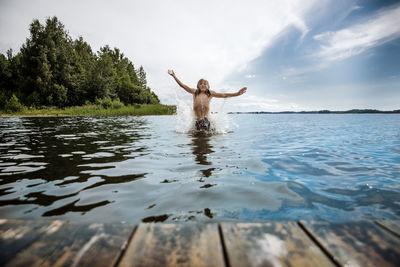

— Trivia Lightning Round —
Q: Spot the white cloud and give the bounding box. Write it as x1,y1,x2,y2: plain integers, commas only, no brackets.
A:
314,4,400,61
280,63,326,78
222,94,306,112
240,94,279,104
0,0,323,107
141,0,321,104
245,74,256,79
277,3,400,81
232,101,304,112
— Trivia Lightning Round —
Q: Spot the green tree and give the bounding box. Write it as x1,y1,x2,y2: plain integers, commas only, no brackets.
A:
19,17,74,107
6,50,24,101
90,47,118,100
70,37,96,105
127,62,140,86
3,16,162,109
0,53,11,92
137,65,147,89
5,94,25,112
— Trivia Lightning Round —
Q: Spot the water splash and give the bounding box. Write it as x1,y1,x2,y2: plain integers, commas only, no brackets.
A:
173,87,234,134
209,99,235,134
173,88,194,133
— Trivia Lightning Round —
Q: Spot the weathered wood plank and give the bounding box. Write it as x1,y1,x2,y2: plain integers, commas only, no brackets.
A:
220,222,334,267
376,220,400,238
1,220,134,267
300,221,400,267
69,223,135,267
118,223,224,267
0,219,57,266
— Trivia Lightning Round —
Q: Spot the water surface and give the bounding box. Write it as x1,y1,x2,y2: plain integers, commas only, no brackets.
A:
0,114,399,223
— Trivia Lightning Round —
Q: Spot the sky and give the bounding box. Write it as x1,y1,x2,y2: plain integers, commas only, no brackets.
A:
0,0,399,112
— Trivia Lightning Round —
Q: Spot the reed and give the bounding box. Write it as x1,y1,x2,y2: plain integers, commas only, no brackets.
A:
0,104,176,117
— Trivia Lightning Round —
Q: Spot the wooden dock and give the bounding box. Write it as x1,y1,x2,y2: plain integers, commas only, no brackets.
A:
1,219,399,266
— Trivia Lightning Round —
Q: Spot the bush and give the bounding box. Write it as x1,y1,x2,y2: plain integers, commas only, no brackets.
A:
26,91,40,108
112,99,124,109
94,97,125,109
5,94,26,112
95,96,112,109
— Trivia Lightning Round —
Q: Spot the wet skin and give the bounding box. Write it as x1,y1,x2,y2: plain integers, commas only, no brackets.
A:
168,69,247,119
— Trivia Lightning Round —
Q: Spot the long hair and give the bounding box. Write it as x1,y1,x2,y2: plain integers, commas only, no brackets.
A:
195,79,211,96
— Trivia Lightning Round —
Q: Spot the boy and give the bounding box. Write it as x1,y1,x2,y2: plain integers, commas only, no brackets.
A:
168,69,247,131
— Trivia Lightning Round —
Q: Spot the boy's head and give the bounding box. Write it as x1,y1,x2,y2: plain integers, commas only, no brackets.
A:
197,79,209,91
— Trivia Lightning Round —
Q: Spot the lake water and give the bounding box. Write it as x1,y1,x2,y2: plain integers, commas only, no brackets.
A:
0,114,399,223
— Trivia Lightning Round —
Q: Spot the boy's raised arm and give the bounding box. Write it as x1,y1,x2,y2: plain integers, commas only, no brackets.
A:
211,87,247,98
168,70,195,94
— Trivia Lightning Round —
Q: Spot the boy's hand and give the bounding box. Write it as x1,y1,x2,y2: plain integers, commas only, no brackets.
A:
168,69,175,76
238,87,247,95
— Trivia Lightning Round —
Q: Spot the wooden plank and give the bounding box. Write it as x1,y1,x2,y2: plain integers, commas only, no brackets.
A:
300,221,400,267
118,223,224,267
2,220,134,267
220,222,334,267
376,220,400,238
0,219,56,266
70,222,135,267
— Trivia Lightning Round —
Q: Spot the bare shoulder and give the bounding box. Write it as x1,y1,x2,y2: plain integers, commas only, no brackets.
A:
209,90,224,98
209,90,218,96
188,87,197,94
183,86,196,94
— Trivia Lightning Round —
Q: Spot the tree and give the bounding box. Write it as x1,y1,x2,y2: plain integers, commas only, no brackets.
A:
0,53,11,92
127,62,140,86
137,65,147,89
18,17,74,107
2,16,162,109
5,94,25,112
91,47,118,100
70,37,96,105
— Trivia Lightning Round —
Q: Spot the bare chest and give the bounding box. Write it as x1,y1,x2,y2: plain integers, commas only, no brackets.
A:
193,94,211,107
193,94,211,117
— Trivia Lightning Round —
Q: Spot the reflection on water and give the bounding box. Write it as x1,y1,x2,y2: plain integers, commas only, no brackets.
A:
190,132,215,178
0,117,150,219
191,133,213,165
0,114,399,223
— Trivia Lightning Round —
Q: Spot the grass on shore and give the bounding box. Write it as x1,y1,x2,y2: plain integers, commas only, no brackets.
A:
0,104,177,117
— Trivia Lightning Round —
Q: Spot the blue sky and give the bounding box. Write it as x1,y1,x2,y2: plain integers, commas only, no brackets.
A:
0,0,399,111
225,0,400,111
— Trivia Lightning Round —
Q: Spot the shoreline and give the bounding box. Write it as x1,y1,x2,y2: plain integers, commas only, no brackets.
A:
0,114,175,118
228,109,400,114
0,104,177,117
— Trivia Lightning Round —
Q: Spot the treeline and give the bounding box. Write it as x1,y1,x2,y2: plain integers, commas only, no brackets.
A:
0,16,160,111
229,109,400,114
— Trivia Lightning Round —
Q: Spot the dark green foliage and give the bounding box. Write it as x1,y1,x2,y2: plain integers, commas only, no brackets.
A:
0,91,8,109
69,37,96,105
0,53,11,92
95,96,113,109
93,97,125,109
0,16,160,110
137,65,147,88
5,94,25,112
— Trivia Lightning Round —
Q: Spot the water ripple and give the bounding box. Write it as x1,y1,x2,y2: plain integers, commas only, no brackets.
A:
0,114,399,222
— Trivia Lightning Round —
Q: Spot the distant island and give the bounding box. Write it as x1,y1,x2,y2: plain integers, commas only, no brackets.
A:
228,109,400,114
0,16,175,116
